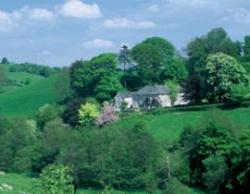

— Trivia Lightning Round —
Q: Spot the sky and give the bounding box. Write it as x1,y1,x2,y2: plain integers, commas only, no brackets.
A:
1,0,250,66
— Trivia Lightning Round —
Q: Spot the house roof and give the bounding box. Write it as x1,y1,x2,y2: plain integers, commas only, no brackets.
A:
116,91,134,98
137,85,169,95
116,85,169,98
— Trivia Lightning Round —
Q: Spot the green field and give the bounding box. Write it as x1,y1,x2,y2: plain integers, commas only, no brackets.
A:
0,64,59,117
0,173,203,194
105,106,250,143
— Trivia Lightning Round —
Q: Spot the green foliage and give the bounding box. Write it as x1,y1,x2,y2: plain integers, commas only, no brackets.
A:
1,57,9,65
202,154,227,193
57,122,160,190
228,83,249,103
78,103,100,125
70,53,122,102
39,164,74,194
36,104,61,129
244,35,250,56
63,97,84,126
131,37,177,84
186,28,241,103
164,178,203,194
0,66,7,88
165,81,179,106
55,68,72,102
118,45,133,88
162,58,188,82
9,62,60,77
93,70,122,102
0,118,37,172
205,53,249,102
177,109,250,194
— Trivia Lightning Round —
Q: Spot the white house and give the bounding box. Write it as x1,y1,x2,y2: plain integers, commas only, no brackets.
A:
114,85,189,111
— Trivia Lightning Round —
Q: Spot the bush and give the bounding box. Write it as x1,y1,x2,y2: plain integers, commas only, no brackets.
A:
0,118,37,172
58,122,160,190
36,104,62,129
95,102,119,127
39,164,75,194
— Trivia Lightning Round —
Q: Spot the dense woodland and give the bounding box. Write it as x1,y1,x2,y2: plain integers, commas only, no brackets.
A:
0,28,250,194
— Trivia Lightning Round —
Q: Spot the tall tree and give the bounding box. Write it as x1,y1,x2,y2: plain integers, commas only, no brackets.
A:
70,53,122,102
0,66,7,87
119,45,132,89
185,28,241,103
131,37,185,84
204,53,249,102
244,35,250,56
1,57,9,65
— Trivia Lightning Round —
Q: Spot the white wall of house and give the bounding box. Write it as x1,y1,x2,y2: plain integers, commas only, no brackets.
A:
124,97,134,108
159,95,172,107
175,93,189,106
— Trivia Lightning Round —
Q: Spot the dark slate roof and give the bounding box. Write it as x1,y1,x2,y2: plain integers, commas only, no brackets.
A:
137,85,169,95
116,91,134,98
116,85,169,98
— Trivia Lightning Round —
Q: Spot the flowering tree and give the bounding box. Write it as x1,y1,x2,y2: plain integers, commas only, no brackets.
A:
96,102,118,127
78,102,100,125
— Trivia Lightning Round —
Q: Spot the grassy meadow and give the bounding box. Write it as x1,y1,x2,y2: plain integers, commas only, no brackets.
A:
103,106,250,143
0,173,204,194
0,64,59,117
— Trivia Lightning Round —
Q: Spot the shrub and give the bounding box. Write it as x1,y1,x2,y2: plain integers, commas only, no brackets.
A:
96,102,119,127
36,104,61,129
39,164,74,194
78,102,100,126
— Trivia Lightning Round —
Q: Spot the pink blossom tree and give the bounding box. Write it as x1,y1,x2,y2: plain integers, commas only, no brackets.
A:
96,102,119,127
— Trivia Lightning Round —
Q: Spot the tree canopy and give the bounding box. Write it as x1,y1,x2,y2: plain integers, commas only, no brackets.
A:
131,37,186,84
204,53,249,102
185,28,242,103
70,53,122,102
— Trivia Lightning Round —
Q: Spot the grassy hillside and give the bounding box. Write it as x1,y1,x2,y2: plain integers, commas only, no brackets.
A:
0,173,203,194
105,106,250,143
0,64,60,117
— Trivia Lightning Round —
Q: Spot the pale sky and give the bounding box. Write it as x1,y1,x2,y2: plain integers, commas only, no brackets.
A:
1,0,250,66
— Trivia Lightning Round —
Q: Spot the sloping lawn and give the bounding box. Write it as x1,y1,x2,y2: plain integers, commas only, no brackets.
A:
0,75,59,117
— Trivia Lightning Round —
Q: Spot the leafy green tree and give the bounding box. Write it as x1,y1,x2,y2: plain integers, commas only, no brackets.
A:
62,97,84,126
244,35,250,56
55,68,72,102
202,154,228,193
36,104,61,129
178,110,244,193
39,164,74,194
186,28,241,103
131,37,176,84
162,58,188,82
94,70,122,102
119,45,133,88
70,53,122,102
78,102,100,125
205,53,249,102
57,121,160,190
165,80,179,106
0,118,37,172
228,83,249,104
0,66,7,87
1,57,9,65
70,60,95,97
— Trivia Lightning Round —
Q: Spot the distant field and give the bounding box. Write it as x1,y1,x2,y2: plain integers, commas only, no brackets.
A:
0,173,204,194
0,64,60,117
105,106,250,143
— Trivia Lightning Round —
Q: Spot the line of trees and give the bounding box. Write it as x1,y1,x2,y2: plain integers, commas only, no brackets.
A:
9,62,60,77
